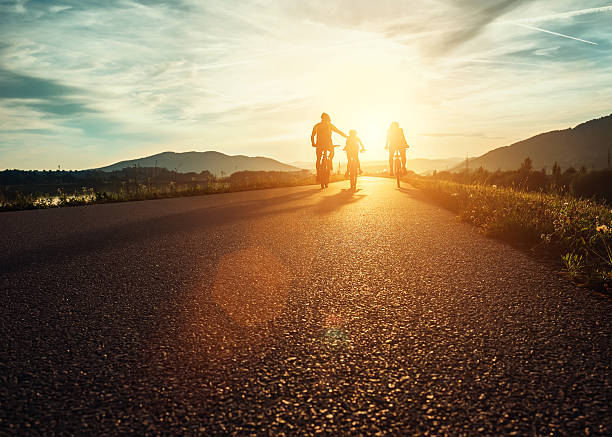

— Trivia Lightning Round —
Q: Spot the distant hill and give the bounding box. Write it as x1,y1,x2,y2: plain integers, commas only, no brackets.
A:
96,151,303,175
459,114,612,171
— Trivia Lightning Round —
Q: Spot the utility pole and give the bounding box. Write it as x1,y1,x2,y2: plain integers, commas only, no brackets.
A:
466,152,469,172
608,147,610,169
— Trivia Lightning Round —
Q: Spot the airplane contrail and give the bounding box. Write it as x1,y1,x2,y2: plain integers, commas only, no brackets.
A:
514,23,598,45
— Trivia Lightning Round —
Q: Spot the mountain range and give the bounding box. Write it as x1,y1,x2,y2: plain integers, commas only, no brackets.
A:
95,114,611,176
96,151,302,175
98,151,461,176
460,114,612,172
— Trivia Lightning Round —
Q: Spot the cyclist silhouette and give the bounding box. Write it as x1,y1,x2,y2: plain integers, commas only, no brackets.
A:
311,113,347,178
344,129,365,177
385,122,408,176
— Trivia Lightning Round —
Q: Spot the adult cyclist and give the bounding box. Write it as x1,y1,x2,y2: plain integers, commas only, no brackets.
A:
385,121,408,176
311,113,347,179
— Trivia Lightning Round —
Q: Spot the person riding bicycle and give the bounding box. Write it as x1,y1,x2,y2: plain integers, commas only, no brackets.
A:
311,113,347,178
385,122,408,176
344,129,365,177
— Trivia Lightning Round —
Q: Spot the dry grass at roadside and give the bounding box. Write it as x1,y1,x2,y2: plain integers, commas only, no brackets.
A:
0,171,345,212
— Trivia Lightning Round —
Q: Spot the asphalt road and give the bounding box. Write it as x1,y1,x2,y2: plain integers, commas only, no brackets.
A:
1,177,610,435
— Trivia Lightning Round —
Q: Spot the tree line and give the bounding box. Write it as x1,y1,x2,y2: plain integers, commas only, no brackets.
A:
431,158,612,204
0,166,314,203
0,167,217,199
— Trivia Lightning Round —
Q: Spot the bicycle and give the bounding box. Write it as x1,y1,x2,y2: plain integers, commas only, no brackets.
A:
346,149,364,190
393,148,402,188
318,146,336,189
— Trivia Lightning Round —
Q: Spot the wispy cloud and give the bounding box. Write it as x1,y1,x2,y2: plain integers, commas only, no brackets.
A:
49,5,72,14
418,132,506,140
453,58,541,67
516,5,612,23
383,0,530,55
0,0,611,168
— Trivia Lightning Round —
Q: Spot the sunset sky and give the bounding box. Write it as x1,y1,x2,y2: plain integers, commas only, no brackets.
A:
1,0,611,170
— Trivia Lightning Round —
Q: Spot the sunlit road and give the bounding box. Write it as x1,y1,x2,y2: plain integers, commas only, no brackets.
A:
1,177,610,435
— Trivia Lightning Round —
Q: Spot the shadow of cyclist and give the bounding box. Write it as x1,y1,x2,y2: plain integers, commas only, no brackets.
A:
315,188,366,215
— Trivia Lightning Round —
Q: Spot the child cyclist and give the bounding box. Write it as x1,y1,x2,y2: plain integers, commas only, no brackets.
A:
344,129,365,177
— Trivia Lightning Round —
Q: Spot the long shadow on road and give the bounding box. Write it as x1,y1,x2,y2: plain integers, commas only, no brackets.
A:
0,187,322,274
314,188,366,215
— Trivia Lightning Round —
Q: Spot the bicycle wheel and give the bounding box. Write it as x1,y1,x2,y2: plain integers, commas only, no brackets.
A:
348,159,356,189
322,158,329,188
394,158,401,188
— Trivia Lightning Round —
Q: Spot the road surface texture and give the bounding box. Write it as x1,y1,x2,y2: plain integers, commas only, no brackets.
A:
1,177,610,435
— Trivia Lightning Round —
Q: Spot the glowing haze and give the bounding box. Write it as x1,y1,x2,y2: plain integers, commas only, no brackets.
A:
1,0,611,169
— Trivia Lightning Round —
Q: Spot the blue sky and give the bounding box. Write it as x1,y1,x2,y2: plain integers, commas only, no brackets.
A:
1,0,611,169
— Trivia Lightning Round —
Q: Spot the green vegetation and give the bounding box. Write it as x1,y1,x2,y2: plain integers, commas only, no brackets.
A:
0,167,332,212
432,159,612,204
410,176,612,291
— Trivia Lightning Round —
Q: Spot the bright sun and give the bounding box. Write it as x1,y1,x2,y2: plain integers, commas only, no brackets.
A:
318,54,427,163
340,108,423,162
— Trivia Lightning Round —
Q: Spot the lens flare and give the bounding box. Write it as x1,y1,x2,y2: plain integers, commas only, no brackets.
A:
211,247,292,327
322,313,350,346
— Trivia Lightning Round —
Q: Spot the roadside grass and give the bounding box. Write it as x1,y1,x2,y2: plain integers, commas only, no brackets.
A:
0,184,227,211
409,177,612,292
0,171,345,212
